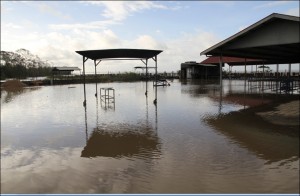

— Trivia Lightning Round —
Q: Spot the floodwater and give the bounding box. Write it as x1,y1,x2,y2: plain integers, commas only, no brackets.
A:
1,79,299,193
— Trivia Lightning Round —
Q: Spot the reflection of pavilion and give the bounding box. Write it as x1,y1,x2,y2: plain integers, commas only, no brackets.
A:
81,124,161,158
82,82,160,159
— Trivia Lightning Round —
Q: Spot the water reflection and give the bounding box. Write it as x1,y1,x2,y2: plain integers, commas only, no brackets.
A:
1,80,299,193
204,103,299,164
1,87,41,104
82,82,160,159
181,79,220,97
81,124,161,159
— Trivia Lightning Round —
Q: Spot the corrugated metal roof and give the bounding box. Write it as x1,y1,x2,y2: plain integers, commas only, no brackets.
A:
200,13,300,64
52,67,81,71
76,48,162,61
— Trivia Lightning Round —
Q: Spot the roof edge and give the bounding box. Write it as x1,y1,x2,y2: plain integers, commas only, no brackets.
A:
200,13,300,56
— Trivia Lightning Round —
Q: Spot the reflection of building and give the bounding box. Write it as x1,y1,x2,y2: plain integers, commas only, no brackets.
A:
180,61,220,79
205,106,299,164
81,124,161,158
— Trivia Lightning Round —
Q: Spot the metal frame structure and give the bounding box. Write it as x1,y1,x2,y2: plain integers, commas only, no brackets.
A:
200,13,300,89
76,49,162,106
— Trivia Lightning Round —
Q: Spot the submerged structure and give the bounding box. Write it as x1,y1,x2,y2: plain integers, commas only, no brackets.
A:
76,48,163,106
180,61,219,79
200,13,300,90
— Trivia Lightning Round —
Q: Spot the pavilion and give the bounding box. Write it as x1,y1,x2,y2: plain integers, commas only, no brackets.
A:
200,13,300,85
76,48,163,106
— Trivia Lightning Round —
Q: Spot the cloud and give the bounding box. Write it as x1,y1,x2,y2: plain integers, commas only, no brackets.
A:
131,35,167,50
49,21,117,30
1,1,219,73
37,2,71,20
3,23,23,29
2,24,219,73
254,1,290,9
49,1,170,31
84,1,169,22
284,7,300,16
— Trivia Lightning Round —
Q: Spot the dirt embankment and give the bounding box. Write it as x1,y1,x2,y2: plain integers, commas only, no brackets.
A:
1,80,27,91
257,100,299,126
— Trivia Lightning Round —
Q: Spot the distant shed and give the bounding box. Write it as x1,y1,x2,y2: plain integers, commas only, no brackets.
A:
181,61,219,79
52,67,81,75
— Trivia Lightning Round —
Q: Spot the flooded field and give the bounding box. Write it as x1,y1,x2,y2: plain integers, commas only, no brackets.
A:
1,79,299,193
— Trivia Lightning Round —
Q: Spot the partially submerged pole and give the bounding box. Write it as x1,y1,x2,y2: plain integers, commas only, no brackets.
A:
83,56,88,107
219,54,223,87
154,55,158,105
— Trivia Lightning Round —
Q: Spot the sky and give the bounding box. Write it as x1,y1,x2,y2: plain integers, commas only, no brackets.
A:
1,1,299,74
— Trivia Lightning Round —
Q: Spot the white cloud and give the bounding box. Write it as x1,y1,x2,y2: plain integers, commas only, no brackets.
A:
3,23,23,29
2,24,219,73
84,1,168,22
284,7,300,16
49,20,117,30
1,1,219,73
37,3,71,20
157,30,219,71
49,1,170,31
254,1,290,9
131,35,167,50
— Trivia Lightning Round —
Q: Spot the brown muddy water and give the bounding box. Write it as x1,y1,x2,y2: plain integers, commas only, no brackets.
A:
1,79,299,193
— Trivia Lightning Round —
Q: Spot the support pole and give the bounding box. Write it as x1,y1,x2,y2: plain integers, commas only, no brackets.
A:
83,57,88,107
94,61,97,97
154,55,158,105
288,63,291,78
145,59,148,96
219,54,223,87
244,58,247,92
276,64,279,92
94,60,101,97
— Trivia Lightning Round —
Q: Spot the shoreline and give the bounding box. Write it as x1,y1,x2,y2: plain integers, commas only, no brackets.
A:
257,100,299,126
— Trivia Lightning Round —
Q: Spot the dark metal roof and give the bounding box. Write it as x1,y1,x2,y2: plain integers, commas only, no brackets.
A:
200,13,300,64
52,67,81,71
76,48,163,61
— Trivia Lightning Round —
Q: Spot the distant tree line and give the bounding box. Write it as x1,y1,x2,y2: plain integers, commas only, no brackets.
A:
0,48,52,80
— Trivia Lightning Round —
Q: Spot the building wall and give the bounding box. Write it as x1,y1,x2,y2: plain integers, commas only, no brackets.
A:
181,63,220,79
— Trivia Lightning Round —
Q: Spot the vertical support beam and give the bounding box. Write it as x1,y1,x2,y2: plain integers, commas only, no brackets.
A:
276,64,279,93
219,54,223,87
94,60,97,97
262,62,265,92
93,60,101,98
256,64,257,77
288,63,291,78
154,55,158,105
145,59,148,96
83,56,88,107
244,58,247,92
